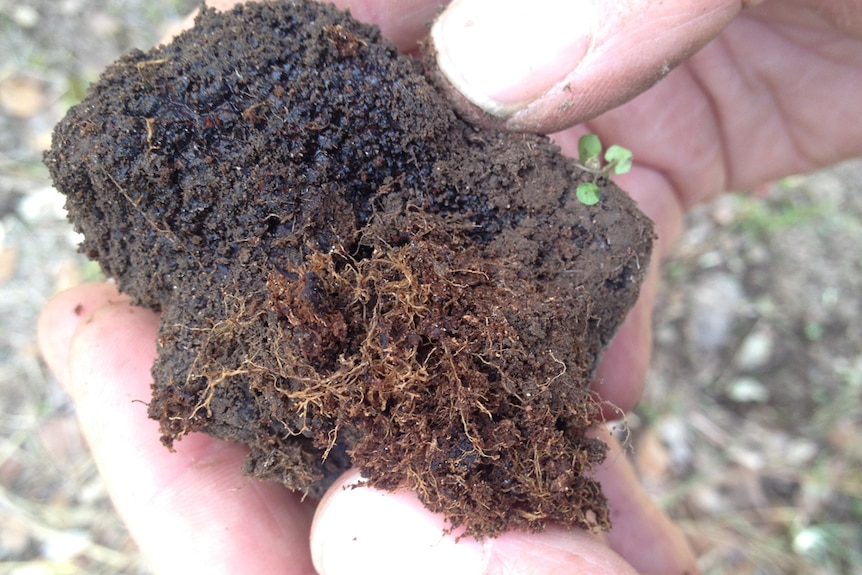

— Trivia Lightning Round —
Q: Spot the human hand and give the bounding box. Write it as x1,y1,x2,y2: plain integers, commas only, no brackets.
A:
38,1,862,574
428,0,862,413
38,282,691,574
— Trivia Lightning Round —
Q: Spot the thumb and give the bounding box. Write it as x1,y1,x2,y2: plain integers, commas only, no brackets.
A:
431,0,744,132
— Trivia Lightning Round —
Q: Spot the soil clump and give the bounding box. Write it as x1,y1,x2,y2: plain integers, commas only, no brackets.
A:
44,0,654,537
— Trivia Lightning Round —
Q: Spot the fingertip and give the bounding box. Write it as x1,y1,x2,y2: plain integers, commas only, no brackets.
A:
431,0,740,133
312,470,490,575
37,282,127,390
431,0,593,124
66,292,160,407
312,471,639,575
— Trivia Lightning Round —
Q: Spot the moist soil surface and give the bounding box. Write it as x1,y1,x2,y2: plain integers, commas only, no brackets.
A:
44,0,653,537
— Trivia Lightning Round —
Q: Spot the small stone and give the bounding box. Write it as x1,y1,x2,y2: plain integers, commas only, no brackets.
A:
727,377,770,403
735,329,774,371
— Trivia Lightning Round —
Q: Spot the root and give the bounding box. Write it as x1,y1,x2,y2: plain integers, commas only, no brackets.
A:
156,212,611,536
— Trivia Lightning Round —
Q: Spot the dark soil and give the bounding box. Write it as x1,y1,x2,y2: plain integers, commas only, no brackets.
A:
43,0,653,537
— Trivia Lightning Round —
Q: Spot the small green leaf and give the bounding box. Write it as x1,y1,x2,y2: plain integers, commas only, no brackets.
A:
604,145,633,175
577,134,602,165
576,182,601,206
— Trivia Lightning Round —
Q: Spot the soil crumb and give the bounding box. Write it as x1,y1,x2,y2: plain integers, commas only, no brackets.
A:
44,0,653,537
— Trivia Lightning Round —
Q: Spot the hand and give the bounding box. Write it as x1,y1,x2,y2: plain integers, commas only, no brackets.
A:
429,0,862,414
38,1,862,574
38,282,688,575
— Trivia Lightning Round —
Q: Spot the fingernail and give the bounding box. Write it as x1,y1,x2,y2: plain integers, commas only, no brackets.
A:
431,0,595,118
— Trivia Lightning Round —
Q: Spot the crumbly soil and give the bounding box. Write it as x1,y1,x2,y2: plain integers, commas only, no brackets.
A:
43,0,653,537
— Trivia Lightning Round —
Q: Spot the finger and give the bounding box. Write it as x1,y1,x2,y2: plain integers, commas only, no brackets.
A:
327,0,447,51
593,268,657,416
41,286,317,575
793,0,862,38
431,0,742,132
312,470,640,575
583,161,686,415
178,1,445,51
594,428,698,575
37,282,129,389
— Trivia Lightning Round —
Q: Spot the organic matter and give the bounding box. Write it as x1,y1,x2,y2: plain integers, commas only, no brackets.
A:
44,0,653,537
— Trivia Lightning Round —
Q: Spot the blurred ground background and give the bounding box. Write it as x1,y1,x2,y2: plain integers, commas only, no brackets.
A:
1,1,860,573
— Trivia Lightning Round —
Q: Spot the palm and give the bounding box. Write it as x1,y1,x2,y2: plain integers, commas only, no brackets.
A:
564,4,862,208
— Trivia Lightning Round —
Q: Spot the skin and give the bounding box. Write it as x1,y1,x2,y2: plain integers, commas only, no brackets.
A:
38,0,862,573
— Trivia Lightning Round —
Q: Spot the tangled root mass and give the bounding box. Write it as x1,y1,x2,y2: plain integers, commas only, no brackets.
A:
45,0,654,537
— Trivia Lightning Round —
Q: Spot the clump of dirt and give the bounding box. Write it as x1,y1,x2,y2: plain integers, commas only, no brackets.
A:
44,0,653,537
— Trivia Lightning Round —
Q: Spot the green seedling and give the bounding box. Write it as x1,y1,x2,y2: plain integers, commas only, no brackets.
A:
576,134,633,206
